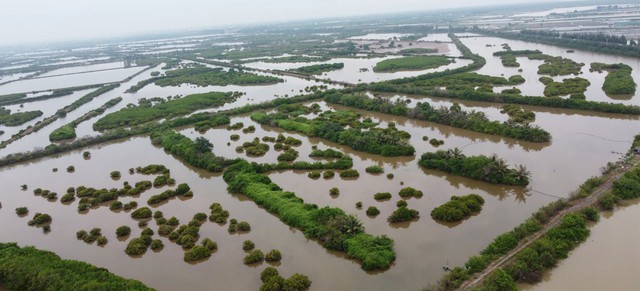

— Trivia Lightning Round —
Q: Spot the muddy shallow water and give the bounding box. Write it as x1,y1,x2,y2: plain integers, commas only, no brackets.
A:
522,199,640,290
0,36,639,290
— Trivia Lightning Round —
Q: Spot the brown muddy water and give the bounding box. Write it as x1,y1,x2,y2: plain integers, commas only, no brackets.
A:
0,94,637,290
0,36,639,290
522,199,640,291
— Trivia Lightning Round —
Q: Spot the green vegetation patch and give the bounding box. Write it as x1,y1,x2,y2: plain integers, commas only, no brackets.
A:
251,107,414,157
0,243,151,290
431,194,485,222
265,55,331,63
591,62,636,95
290,63,344,75
373,56,452,72
155,67,283,87
399,48,438,55
0,109,42,126
326,93,550,143
94,92,237,131
542,77,590,97
419,149,530,186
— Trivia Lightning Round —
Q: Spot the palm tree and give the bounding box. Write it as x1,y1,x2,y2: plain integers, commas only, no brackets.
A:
451,147,464,158
514,165,531,182
342,215,364,235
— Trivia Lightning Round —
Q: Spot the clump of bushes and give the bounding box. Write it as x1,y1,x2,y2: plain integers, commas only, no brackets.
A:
387,207,419,223
366,207,380,216
308,171,321,179
323,170,335,179
430,194,485,222
116,225,131,237
340,169,360,178
429,138,444,146
373,192,392,201
125,236,152,256
238,221,251,232
365,165,384,174
309,148,344,158
230,134,240,141
277,148,299,162
387,173,394,180
28,213,52,226
184,238,217,262
15,207,28,216
243,240,255,251
244,249,264,264
265,249,282,262
398,187,423,199
77,228,107,245
110,171,121,179
329,187,340,196
66,166,75,173
209,203,230,224
131,207,152,219
259,268,312,291
396,200,408,207
150,239,164,251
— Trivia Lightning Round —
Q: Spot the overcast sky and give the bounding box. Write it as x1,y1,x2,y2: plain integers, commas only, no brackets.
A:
2,0,543,45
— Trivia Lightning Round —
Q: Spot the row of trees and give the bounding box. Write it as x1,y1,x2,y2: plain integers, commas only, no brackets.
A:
325,92,551,143
223,161,396,271
418,148,530,186
0,243,152,290
251,109,415,157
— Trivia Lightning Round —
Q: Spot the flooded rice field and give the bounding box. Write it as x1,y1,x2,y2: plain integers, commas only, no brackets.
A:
461,36,640,105
0,66,146,95
0,33,639,290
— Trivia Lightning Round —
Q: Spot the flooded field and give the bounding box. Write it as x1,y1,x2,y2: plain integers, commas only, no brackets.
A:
523,199,640,290
0,29,639,291
461,36,640,105
0,67,146,95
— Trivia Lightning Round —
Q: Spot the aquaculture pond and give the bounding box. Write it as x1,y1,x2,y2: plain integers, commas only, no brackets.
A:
1,31,639,291
460,36,640,105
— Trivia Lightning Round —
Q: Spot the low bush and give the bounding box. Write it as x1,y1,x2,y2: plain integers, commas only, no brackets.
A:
366,207,380,216
265,249,282,262
243,240,255,251
244,249,265,264
387,207,419,223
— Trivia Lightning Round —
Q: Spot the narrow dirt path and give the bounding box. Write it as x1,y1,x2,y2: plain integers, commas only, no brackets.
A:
458,155,639,289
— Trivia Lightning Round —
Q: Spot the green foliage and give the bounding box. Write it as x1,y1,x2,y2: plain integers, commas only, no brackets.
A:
387,206,419,223
277,148,299,162
265,55,331,63
0,243,151,290
155,67,283,87
543,77,591,97
373,56,452,72
340,169,360,178
323,171,335,179
419,149,530,186
209,203,230,224
308,171,321,179
151,129,237,172
49,125,76,141
244,249,265,264
366,207,380,216
398,187,423,198
482,268,517,291
223,161,395,270
396,200,408,207
325,92,550,143
252,108,415,157
94,92,237,131
243,240,255,251
373,192,392,201
599,193,617,210
15,207,28,216
131,207,152,219
124,236,152,256
116,226,131,237
265,249,282,262
591,63,636,95
28,213,52,226
430,194,485,222
365,165,384,174
0,109,43,126
290,63,344,75
309,148,344,158
238,221,251,232
581,206,600,222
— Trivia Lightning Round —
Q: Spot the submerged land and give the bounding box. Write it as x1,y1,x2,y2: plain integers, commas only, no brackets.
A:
1,1,640,290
